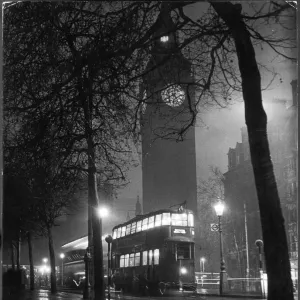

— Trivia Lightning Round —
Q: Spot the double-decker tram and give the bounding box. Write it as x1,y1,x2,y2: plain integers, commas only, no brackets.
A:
111,208,196,296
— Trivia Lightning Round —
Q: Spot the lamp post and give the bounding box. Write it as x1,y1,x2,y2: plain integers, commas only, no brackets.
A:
84,205,110,299
255,239,265,298
214,200,226,296
60,253,65,287
105,235,113,300
42,258,49,287
83,247,92,299
200,257,205,273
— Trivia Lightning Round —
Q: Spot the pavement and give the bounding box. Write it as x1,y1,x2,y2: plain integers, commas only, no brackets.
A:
3,289,298,300
2,289,264,300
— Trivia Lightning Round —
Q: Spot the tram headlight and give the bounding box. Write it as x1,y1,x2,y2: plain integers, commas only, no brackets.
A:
180,267,187,275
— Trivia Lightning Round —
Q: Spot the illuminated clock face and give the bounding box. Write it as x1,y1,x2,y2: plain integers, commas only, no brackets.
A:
161,85,185,107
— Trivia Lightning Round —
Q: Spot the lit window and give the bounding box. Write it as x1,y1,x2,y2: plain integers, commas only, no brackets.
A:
188,214,194,227
117,227,122,238
124,254,129,267
120,255,125,267
113,230,117,239
121,226,126,237
142,251,148,266
142,218,148,231
155,214,162,227
136,220,142,232
126,224,131,235
148,216,155,229
129,254,135,267
154,249,159,265
172,213,187,226
134,253,140,266
162,213,171,225
149,250,153,265
160,36,169,42
130,222,136,234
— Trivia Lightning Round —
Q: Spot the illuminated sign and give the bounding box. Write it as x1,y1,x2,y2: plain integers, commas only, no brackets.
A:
173,229,186,234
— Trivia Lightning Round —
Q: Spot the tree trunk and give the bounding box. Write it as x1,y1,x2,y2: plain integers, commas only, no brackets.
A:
11,242,15,270
81,67,105,300
27,231,35,290
47,226,57,294
16,230,21,270
233,229,242,278
88,148,105,300
209,2,293,299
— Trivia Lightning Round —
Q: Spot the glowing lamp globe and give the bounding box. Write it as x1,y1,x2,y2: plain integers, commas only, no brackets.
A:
214,201,225,217
97,207,109,218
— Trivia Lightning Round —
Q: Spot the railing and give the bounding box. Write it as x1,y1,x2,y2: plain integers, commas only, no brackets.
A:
196,272,268,298
195,272,220,290
227,277,264,295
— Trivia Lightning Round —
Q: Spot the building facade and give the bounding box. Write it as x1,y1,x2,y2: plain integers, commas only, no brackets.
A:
223,80,298,279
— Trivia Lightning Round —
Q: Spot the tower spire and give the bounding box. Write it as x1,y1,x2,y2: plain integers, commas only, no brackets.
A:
135,195,142,216
152,3,177,56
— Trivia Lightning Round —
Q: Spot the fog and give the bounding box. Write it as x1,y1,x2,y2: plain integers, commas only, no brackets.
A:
12,1,297,267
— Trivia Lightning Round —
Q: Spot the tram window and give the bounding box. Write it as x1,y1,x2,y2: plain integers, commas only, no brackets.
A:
117,227,122,238
177,243,190,259
120,255,125,267
162,213,171,225
134,253,140,266
188,214,194,227
191,244,194,259
136,220,142,232
148,216,155,229
155,214,162,227
121,226,126,237
142,218,148,231
172,213,187,226
149,250,153,265
113,229,117,239
130,222,136,234
126,224,131,235
129,253,135,267
124,254,129,267
154,249,159,265
142,251,148,265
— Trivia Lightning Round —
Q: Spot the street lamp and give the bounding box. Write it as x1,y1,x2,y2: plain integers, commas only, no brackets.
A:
43,258,48,264
60,253,65,286
214,200,227,295
97,206,109,218
200,257,206,273
105,235,113,300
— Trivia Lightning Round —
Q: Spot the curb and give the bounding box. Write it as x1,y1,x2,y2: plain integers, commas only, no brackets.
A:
196,293,264,299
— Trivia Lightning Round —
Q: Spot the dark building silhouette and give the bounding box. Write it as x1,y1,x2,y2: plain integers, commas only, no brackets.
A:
140,6,197,215
223,80,298,279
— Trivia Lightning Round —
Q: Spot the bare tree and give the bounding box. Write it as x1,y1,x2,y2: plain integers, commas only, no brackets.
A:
4,2,296,299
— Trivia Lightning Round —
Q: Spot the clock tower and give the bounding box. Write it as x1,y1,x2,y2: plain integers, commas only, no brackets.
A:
141,6,198,216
